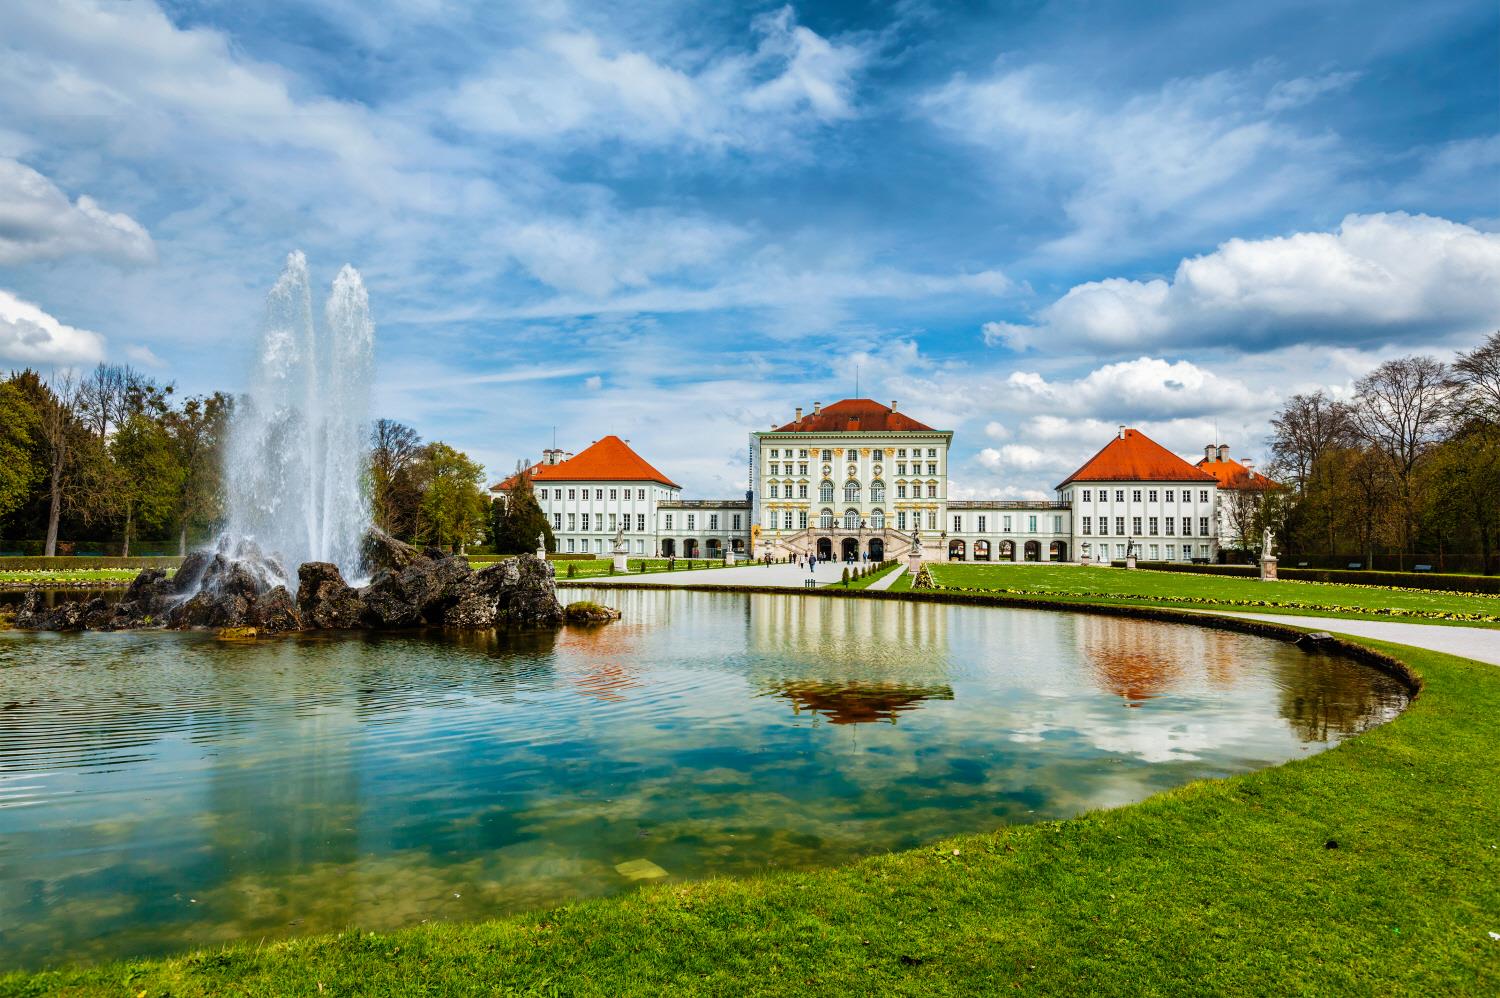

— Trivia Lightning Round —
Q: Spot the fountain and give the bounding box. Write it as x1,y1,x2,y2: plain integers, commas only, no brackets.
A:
15,254,565,634
216,251,374,592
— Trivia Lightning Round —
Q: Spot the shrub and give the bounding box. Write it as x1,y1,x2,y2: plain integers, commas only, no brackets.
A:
566,563,577,578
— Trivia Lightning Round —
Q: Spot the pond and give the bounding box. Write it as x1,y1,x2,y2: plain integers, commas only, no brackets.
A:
0,588,1408,969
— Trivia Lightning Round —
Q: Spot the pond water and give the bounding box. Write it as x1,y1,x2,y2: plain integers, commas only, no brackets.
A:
0,588,1408,969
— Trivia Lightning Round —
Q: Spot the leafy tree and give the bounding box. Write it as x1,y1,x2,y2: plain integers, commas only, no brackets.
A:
0,379,41,533
489,469,554,555
413,442,488,553
369,419,423,537
164,393,232,554
110,413,181,557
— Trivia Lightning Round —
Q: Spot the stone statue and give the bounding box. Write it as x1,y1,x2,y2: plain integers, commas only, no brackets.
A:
536,532,546,553
1261,527,1276,559
911,527,923,555
612,523,627,555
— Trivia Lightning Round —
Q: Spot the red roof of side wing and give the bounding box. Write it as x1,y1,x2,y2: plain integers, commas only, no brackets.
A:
775,399,936,433
1196,457,1281,491
494,435,679,491
1056,429,1219,489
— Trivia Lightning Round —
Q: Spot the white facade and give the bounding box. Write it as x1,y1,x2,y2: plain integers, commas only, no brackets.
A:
1063,482,1218,563
535,481,678,556
657,500,751,558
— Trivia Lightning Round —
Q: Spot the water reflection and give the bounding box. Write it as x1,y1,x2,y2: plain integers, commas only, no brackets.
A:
0,588,1408,970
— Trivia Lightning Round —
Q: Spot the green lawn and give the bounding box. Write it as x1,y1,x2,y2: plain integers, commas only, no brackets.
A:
554,558,740,579
924,563,1500,626
836,562,903,590
4,622,1494,997
0,568,167,589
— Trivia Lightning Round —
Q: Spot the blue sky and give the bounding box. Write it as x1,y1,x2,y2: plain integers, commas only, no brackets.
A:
1,0,1496,498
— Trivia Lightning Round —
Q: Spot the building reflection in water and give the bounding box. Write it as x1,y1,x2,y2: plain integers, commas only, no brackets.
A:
745,593,956,724
1274,654,1408,741
1074,615,1242,706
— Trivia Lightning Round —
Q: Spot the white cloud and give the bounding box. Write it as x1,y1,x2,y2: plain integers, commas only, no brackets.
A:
0,288,107,364
443,7,867,149
583,374,603,390
989,212,1500,353
924,66,1339,259
1264,71,1361,112
0,158,154,265
123,343,165,367
1002,357,1266,418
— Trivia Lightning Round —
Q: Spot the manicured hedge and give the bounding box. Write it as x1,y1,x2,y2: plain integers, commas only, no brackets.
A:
1113,560,1500,594
0,555,184,571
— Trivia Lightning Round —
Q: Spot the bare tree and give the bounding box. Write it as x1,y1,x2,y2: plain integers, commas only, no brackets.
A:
33,374,84,557
1269,391,1354,554
76,363,173,440
1349,356,1451,567
1451,331,1500,423
369,419,423,535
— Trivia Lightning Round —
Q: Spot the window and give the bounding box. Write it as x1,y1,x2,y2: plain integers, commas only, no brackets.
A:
553,513,561,529
897,484,907,499
1148,490,1158,502
844,481,860,502
687,514,696,530
953,515,963,532
927,484,937,498
927,463,937,475
821,509,834,528
1116,544,1126,559
581,513,590,531
1003,515,1012,531
1028,515,1038,532
1132,489,1141,502
637,514,645,531
568,488,576,500
897,511,907,530
820,480,834,502
798,511,807,529
928,448,936,458
844,509,859,529
846,449,857,460
798,484,807,499
609,489,617,500
1149,544,1159,559
1098,517,1107,536
1200,490,1210,503
927,512,937,529
567,538,575,552
609,514,617,531
1082,489,1091,502
1200,517,1210,536
1148,517,1158,534
595,489,603,500
1165,518,1174,535
978,515,987,532
873,449,884,461
664,514,673,530
821,450,833,461
1115,517,1125,535
638,489,645,500
709,514,719,530
871,480,885,502
1132,516,1142,535
732,514,741,530
1115,490,1124,502
769,484,779,498
871,509,884,528
1053,516,1062,533
799,449,807,458
1082,516,1092,535
1181,517,1192,535
897,449,907,458
1166,544,1175,560
897,463,907,475
799,464,807,475
1165,489,1175,502
783,511,792,529
769,464,778,475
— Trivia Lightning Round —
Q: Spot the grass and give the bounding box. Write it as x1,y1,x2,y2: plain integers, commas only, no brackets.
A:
923,563,1500,626
556,557,741,579
0,568,169,589
838,562,903,590
3,601,1497,996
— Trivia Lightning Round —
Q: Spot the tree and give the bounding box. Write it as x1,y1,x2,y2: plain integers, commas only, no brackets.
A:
413,442,488,553
1451,331,1500,421
1269,391,1353,555
164,393,232,555
1349,356,1451,568
76,363,173,440
369,419,422,536
489,469,554,555
110,413,181,557
0,379,41,533
19,372,90,557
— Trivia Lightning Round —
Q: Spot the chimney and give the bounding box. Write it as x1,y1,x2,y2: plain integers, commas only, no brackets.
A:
795,406,803,421
1217,443,1229,462
813,401,822,414
1205,444,1215,461
1118,425,1125,440
1244,459,1255,473
891,400,899,411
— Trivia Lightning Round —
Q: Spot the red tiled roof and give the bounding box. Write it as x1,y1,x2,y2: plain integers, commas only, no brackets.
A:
494,435,679,491
1057,429,1218,488
1196,457,1280,491
775,398,936,433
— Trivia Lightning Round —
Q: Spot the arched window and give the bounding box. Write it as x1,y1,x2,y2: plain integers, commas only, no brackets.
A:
871,509,885,529
819,480,834,503
870,479,885,502
844,480,860,502
820,508,834,529
844,508,860,529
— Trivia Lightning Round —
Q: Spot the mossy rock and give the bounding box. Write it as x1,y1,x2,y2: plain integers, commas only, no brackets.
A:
564,601,622,625
215,626,259,640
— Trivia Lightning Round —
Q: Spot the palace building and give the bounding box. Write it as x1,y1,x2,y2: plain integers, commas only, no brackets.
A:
495,399,1273,563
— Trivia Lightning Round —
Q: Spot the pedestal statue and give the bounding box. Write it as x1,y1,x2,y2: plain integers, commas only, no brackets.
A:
611,524,629,574
1259,527,1278,581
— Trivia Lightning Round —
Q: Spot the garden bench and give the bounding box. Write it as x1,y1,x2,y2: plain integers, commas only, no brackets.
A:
1347,562,1363,569
1297,561,1309,567
1414,564,1433,572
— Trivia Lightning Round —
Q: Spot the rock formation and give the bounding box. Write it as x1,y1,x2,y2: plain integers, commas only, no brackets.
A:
16,533,566,635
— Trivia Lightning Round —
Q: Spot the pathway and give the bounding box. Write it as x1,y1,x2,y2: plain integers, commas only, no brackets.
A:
1183,609,1500,666
866,565,907,591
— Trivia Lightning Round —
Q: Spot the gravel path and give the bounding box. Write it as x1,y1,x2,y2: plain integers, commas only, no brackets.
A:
1182,610,1500,666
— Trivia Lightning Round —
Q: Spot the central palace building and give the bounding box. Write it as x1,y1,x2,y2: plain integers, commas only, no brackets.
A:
496,398,1274,563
